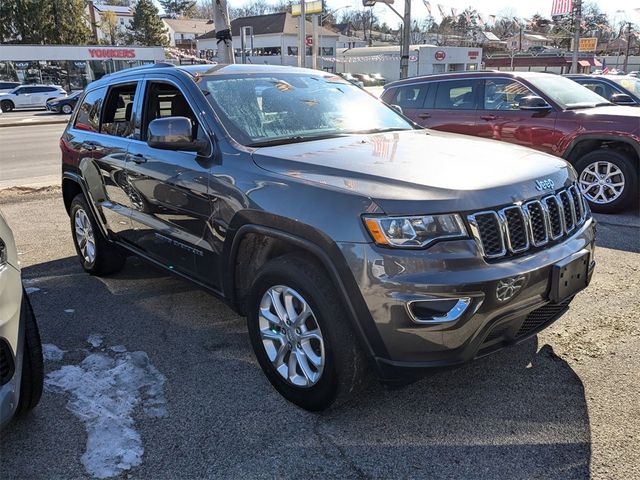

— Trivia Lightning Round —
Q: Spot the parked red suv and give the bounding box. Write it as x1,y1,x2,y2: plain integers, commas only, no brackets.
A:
381,71,640,213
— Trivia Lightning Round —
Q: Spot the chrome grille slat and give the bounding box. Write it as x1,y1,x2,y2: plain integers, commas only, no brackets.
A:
469,183,588,260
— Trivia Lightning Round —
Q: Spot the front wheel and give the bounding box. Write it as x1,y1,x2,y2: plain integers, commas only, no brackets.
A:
247,254,369,411
0,100,14,112
575,149,638,213
69,194,126,276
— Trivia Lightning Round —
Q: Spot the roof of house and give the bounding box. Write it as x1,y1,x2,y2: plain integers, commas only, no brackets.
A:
163,18,214,35
196,12,338,40
480,31,501,42
93,4,132,16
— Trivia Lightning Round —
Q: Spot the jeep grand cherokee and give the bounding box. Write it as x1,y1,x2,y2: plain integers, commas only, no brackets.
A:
60,64,596,410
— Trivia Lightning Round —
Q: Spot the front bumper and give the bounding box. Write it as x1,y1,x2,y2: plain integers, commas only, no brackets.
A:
0,264,24,427
338,217,596,380
45,103,60,112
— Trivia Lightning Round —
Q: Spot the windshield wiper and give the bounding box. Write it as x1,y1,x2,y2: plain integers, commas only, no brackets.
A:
246,133,348,147
350,127,412,134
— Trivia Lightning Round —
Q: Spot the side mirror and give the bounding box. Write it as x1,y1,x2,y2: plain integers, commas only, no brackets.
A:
147,117,206,152
390,104,403,115
519,95,552,111
609,93,637,105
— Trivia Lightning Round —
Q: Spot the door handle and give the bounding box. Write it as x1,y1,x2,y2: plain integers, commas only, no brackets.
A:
480,114,497,121
418,112,431,119
129,153,147,164
82,141,97,151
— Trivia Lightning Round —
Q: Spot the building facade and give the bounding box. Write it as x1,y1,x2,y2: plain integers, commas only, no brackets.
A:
0,45,165,92
162,18,214,50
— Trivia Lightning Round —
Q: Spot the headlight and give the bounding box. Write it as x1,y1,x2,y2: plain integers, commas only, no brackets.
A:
363,214,468,248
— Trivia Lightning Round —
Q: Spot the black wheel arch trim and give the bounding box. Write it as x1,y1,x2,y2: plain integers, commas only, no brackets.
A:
563,134,640,162
62,170,112,242
223,218,391,367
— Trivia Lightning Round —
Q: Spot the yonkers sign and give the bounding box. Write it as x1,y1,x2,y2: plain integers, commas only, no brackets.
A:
88,48,136,59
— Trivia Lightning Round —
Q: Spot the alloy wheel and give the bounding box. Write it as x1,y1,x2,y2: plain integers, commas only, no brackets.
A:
258,285,325,387
74,208,96,264
62,104,73,114
579,161,625,205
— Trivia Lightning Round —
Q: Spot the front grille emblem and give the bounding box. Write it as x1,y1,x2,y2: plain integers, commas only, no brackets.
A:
535,179,555,191
496,275,526,302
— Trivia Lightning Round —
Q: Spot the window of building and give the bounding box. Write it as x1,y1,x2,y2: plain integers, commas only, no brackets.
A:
100,83,137,138
483,79,535,110
433,79,481,110
287,46,298,56
73,87,107,132
320,47,334,56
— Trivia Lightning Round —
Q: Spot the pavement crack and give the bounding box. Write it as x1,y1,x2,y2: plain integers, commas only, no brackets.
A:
313,415,369,479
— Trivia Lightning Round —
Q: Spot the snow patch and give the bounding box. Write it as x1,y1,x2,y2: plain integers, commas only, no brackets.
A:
110,345,127,353
42,344,65,361
45,344,168,479
87,334,103,348
25,286,40,294
64,309,75,314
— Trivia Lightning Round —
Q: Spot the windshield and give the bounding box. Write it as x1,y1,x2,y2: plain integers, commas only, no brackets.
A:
527,75,611,109
608,76,640,96
200,73,412,146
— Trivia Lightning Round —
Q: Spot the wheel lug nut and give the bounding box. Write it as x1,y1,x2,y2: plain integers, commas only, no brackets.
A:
287,342,292,348
285,320,291,326
296,342,301,349
295,328,301,334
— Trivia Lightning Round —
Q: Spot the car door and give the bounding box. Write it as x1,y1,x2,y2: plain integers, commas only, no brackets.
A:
12,87,32,108
67,83,139,239
124,77,214,283
417,78,483,136
30,86,48,107
475,78,559,155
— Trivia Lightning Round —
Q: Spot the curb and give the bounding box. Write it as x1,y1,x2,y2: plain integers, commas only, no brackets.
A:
0,119,68,128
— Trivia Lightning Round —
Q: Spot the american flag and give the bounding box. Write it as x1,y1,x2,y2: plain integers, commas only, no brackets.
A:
602,58,609,75
551,0,573,16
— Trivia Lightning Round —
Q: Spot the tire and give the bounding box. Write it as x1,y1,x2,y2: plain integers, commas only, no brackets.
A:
69,193,126,276
247,254,369,411
1,100,14,112
575,149,639,214
16,289,43,415
61,104,73,114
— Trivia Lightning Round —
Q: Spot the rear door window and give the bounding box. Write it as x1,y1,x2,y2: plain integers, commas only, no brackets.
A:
387,84,429,109
100,83,138,138
433,80,481,110
73,87,107,132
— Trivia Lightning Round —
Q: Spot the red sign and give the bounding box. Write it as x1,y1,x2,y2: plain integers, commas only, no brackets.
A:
305,35,313,47
468,50,479,59
434,50,446,61
88,48,136,59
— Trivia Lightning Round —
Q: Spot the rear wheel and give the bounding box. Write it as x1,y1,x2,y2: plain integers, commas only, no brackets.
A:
575,149,638,213
69,194,126,276
0,100,14,112
61,104,73,114
16,290,43,415
247,254,369,411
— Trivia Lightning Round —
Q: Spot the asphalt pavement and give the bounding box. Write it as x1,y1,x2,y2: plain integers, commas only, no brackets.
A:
0,188,638,479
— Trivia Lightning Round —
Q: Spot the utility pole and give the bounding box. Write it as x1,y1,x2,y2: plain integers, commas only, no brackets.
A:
298,0,306,67
212,0,235,64
311,14,319,70
399,0,411,78
623,22,633,73
571,0,582,73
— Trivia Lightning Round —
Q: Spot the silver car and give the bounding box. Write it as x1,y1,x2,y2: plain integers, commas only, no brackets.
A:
0,210,43,427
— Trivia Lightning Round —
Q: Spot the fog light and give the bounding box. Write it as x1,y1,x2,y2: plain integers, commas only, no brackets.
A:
407,297,471,324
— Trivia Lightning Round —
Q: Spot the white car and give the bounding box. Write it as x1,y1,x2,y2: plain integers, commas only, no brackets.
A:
0,210,43,427
0,84,67,111
0,81,20,93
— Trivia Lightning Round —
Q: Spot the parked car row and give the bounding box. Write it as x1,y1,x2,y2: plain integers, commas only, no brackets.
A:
381,71,640,213
0,85,67,112
338,72,386,86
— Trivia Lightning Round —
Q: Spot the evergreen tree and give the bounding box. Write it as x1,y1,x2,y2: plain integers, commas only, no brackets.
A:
126,0,169,46
159,0,196,17
49,0,92,45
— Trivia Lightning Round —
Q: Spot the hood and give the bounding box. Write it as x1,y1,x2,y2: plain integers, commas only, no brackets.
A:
573,105,640,118
251,129,574,214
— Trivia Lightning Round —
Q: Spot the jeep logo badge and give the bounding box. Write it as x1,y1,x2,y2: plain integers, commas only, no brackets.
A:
535,179,555,191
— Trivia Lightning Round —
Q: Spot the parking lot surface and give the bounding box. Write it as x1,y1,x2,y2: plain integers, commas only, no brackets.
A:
0,188,638,479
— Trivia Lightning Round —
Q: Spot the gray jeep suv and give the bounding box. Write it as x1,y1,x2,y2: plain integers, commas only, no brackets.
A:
60,64,596,410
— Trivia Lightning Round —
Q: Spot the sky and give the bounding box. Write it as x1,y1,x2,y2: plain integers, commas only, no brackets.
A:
231,0,640,28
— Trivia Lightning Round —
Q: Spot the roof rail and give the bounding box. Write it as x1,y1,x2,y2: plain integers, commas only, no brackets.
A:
101,62,175,79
